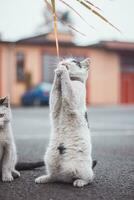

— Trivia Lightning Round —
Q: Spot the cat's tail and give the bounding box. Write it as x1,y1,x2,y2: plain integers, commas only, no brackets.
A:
92,160,97,169
15,161,44,171
15,160,97,171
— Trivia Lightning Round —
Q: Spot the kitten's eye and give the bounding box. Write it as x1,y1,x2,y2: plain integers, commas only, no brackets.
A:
72,60,82,68
72,60,77,63
0,114,4,118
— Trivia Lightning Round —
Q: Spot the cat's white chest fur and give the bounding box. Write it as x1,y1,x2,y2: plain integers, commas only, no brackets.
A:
35,58,94,187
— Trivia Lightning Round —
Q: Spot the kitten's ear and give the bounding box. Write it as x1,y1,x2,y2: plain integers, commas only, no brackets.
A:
0,96,10,107
80,58,91,70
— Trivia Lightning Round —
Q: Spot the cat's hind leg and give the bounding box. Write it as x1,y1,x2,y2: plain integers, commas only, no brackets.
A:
73,165,94,187
35,175,54,184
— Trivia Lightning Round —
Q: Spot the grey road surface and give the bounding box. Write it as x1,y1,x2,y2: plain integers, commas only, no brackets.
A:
0,106,134,200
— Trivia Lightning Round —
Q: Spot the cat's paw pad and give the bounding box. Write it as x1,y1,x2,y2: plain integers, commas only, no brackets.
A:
2,173,14,182
73,179,88,187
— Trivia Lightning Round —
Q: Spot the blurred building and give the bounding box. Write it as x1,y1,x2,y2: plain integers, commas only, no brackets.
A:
0,32,134,105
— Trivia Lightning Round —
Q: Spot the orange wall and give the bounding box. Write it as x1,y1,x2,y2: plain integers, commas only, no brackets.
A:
0,43,121,105
88,49,120,105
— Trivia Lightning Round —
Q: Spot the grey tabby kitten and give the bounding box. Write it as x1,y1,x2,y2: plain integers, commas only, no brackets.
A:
0,96,20,182
0,96,45,182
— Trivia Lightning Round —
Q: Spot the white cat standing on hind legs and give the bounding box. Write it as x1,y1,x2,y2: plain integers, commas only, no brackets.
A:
35,58,94,187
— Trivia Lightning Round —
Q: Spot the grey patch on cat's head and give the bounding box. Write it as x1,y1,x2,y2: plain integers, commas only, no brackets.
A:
80,58,91,70
0,96,11,123
59,58,91,83
71,60,82,68
0,96,9,108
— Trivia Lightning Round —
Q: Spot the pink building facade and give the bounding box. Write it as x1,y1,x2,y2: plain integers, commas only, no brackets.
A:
0,34,134,105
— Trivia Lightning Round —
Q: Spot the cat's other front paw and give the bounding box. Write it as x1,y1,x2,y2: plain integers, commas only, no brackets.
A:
55,68,63,77
55,66,67,77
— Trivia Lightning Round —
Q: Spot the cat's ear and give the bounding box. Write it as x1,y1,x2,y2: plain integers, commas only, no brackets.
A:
80,58,91,70
0,96,10,107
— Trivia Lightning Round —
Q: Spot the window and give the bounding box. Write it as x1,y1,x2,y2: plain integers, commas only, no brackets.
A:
42,55,59,83
16,52,25,81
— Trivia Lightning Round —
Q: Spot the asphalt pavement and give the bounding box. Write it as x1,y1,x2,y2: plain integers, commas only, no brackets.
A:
0,106,134,200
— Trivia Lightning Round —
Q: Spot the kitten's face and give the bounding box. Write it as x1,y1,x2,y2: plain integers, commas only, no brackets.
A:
59,58,90,82
0,96,11,123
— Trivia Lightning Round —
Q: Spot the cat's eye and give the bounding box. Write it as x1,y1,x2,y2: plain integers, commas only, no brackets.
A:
72,60,82,68
72,60,77,63
72,60,79,64
0,114,4,118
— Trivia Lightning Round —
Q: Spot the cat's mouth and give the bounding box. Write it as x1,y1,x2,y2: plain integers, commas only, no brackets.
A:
70,75,83,83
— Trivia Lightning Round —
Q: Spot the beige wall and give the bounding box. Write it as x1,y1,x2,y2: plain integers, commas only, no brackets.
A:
0,44,12,98
17,46,42,85
88,49,120,105
12,45,42,105
0,44,23,104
